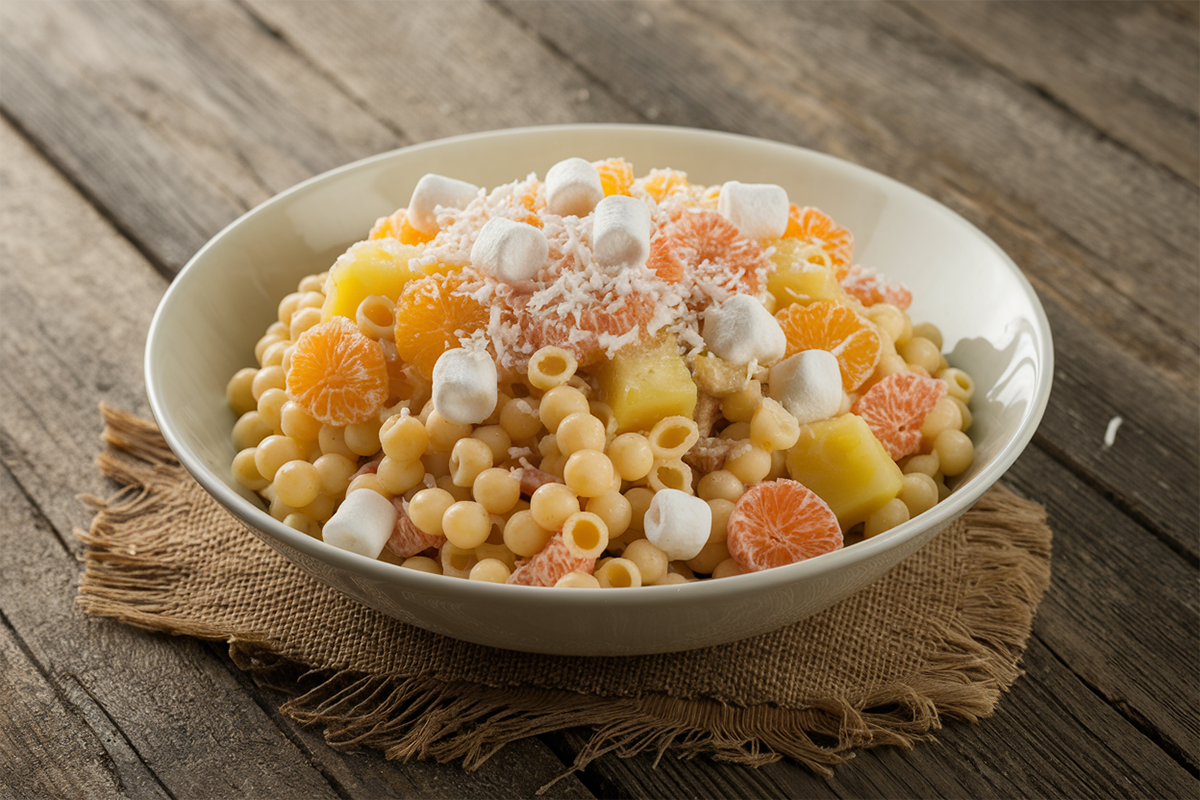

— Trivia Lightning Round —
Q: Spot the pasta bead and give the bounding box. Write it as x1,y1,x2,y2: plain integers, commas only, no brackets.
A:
300,493,336,524
555,571,601,589
251,365,286,402
898,473,939,518
436,474,471,501
313,453,357,495
400,556,442,574
265,320,289,340
527,346,578,391
273,459,321,508
653,572,690,586
624,486,655,532
864,498,910,538
297,273,326,294
950,396,973,431
720,380,762,424
538,451,567,479
767,448,789,481
711,558,745,579
934,429,974,477
538,385,590,433
865,303,907,344
346,472,387,497
556,412,607,456
706,498,735,544
647,459,693,494
474,542,517,570
750,398,800,452
563,449,615,498
499,396,542,440
585,490,632,539
561,512,609,559
254,435,304,481
647,416,700,461
696,470,743,503
472,467,520,515
277,293,302,324
318,424,357,458
686,537,731,575
920,397,964,445
898,337,942,375
718,421,752,440
724,441,772,485
530,483,580,531
450,437,494,487
356,295,396,341
232,448,270,491
589,401,618,440
595,557,641,588
256,388,288,435
377,456,425,495
409,487,456,536
260,340,288,368
911,322,944,351
472,425,512,464
232,411,273,450
442,501,491,549
902,451,940,478
607,433,654,482
621,538,668,585
425,410,472,452
281,512,318,538
288,306,322,341
379,412,429,463
469,558,511,583
226,368,258,416
256,333,285,366
440,541,478,578
280,401,322,442
937,367,975,403
503,509,553,557
344,418,383,457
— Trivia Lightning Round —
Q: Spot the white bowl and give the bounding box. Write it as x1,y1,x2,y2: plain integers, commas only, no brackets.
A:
145,125,1053,656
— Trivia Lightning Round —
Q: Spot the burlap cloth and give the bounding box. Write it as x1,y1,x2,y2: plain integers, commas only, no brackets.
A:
75,406,1051,786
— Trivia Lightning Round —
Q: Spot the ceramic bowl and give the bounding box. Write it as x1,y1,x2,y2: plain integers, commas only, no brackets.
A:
145,124,1053,656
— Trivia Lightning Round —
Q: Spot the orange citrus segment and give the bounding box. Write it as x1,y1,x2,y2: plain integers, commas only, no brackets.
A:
851,372,947,460
518,291,656,368
839,263,912,310
507,533,596,586
661,209,771,304
392,272,490,380
775,301,882,392
726,479,843,572
641,168,690,202
369,209,435,245
286,316,389,426
594,157,634,197
646,233,685,283
386,499,446,558
783,205,853,278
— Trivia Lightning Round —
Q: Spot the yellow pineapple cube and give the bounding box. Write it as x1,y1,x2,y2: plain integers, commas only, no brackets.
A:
786,413,903,529
598,335,697,433
765,238,847,311
321,239,433,321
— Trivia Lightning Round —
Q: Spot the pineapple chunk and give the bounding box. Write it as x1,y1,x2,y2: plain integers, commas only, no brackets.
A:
598,336,697,433
764,238,848,311
321,239,432,321
786,413,903,529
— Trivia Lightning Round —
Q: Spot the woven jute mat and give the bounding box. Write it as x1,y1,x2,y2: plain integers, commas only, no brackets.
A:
75,405,1051,786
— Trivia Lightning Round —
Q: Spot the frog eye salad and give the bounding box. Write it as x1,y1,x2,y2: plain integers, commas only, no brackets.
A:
227,157,977,587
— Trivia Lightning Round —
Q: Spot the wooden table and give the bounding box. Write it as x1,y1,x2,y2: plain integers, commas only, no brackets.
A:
2,2,1196,797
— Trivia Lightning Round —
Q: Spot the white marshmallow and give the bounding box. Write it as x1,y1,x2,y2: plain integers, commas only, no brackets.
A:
432,348,498,425
407,174,479,235
591,195,652,272
717,181,790,239
643,489,712,562
701,294,787,366
544,157,604,217
321,489,398,559
767,350,843,424
471,217,549,288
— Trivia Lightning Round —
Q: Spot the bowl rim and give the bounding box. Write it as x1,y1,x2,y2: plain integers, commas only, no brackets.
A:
145,122,1054,607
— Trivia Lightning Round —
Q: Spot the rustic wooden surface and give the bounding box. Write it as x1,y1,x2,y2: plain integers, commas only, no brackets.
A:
1,2,1197,798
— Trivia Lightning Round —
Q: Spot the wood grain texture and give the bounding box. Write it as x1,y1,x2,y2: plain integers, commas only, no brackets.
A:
903,0,1200,184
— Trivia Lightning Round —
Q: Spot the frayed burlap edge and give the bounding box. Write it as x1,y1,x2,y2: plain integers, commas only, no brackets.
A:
76,405,1051,791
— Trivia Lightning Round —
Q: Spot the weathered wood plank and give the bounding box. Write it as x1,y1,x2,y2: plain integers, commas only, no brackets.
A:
0,0,399,275
244,0,642,142
496,0,1199,390
902,0,1200,185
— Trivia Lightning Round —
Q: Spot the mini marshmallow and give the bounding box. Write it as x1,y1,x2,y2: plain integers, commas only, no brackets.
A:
701,294,787,366
321,489,398,559
432,348,498,425
643,489,712,562
717,181,790,239
767,349,843,424
471,217,549,288
407,174,479,235
591,195,652,272
544,157,604,217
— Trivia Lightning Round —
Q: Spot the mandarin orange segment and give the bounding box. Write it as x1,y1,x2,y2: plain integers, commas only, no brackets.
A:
520,291,656,368
369,209,435,245
507,533,596,586
594,157,634,197
775,301,882,392
641,168,690,202
726,479,843,572
392,272,490,379
286,316,389,426
386,499,446,558
783,205,853,278
839,263,912,310
851,372,947,460
662,209,771,302
646,233,685,283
